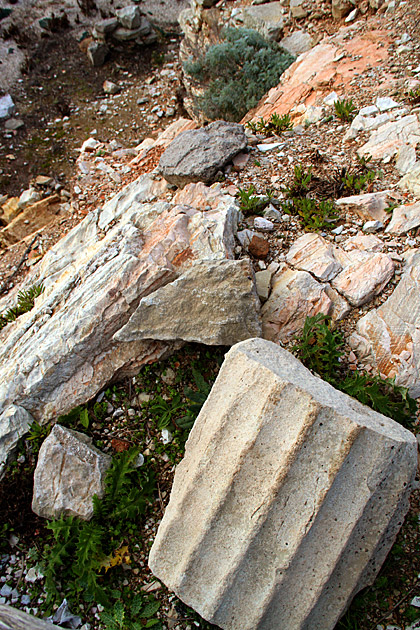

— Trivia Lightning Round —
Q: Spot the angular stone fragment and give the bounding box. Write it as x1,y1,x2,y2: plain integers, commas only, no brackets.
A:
386,201,420,234
149,338,417,630
235,2,285,40
0,172,246,447
399,163,420,197
280,30,313,56
350,249,420,395
357,115,420,161
332,0,353,18
0,406,34,477
331,251,394,306
261,265,348,343
87,41,108,67
335,190,395,222
115,259,261,346
32,424,112,520
116,5,142,29
286,233,342,281
158,121,247,188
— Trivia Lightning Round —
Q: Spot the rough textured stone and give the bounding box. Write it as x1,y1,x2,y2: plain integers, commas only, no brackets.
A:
358,115,420,161
159,121,247,188
350,249,420,395
149,338,417,630
335,191,395,222
261,265,348,343
0,171,256,451
286,233,343,281
343,232,385,252
280,30,313,57
32,424,112,520
385,201,420,235
235,2,285,41
331,251,394,306
399,163,420,197
255,269,272,301
332,0,353,18
0,195,62,248
0,604,62,630
87,41,108,67
116,5,142,29
290,0,308,19
248,235,269,259
0,406,34,477
243,29,390,125
115,259,261,345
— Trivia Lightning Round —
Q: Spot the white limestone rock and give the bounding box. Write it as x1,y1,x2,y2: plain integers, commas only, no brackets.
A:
386,201,420,234
335,191,395,222
399,163,420,197
149,338,417,630
280,30,313,56
261,265,348,344
236,2,285,40
350,249,420,395
358,115,420,161
286,233,343,282
0,174,244,438
331,251,394,306
0,406,34,477
32,424,112,520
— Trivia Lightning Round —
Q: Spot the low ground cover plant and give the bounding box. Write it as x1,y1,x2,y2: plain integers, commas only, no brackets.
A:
184,27,294,121
0,283,44,330
246,112,293,134
334,98,357,122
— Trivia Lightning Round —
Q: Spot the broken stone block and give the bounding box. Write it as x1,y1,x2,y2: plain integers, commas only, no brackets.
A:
286,233,342,282
158,121,247,188
0,406,34,477
358,115,420,161
149,338,417,630
32,424,112,520
331,251,394,306
236,2,285,41
115,5,142,29
87,41,108,67
385,201,420,234
335,190,395,222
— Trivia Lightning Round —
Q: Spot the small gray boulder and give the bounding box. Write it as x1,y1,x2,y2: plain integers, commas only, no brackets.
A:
32,424,112,520
158,121,247,188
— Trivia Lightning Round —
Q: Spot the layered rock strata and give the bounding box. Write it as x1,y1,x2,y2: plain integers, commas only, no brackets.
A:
149,338,417,630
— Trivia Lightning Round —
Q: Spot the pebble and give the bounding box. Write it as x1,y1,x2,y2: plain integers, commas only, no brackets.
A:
0,584,12,597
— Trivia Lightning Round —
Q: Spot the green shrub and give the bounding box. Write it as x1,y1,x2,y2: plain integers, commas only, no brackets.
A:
237,184,268,216
184,28,294,121
0,283,44,330
246,112,293,134
334,98,357,122
293,315,417,429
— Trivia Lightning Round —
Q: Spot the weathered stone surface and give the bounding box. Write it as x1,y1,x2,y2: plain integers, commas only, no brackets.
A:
290,0,308,19
249,235,269,259
331,251,394,306
115,259,261,345
235,2,285,41
386,201,420,235
0,604,62,630
116,5,142,29
332,0,353,18
243,28,390,125
0,171,255,446
94,17,119,34
395,144,417,175
255,269,272,301
280,30,313,56
343,232,385,252
0,195,62,247
32,424,112,520
261,265,348,343
350,249,420,395
87,41,108,67
335,191,395,222
0,406,34,477
358,115,420,161
149,338,417,630
159,121,247,188
399,163,420,197
286,233,342,281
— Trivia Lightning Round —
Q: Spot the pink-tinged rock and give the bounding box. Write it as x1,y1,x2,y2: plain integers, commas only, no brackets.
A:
357,115,420,161
385,201,420,235
132,118,198,165
242,28,390,124
286,233,343,281
350,250,420,395
343,232,385,252
261,265,348,344
335,190,396,222
331,251,394,306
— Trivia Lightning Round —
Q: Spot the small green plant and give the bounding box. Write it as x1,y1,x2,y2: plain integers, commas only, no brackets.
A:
293,315,417,428
246,112,293,134
407,87,420,103
237,185,267,216
341,170,375,195
42,448,155,608
27,421,52,454
292,313,343,383
282,164,312,199
179,366,214,430
184,27,294,121
294,198,338,231
334,98,357,122
148,393,187,429
100,594,162,630
58,405,90,430
0,283,44,330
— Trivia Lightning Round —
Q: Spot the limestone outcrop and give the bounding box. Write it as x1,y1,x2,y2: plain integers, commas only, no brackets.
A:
32,424,112,520
149,338,417,630
0,174,261,440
